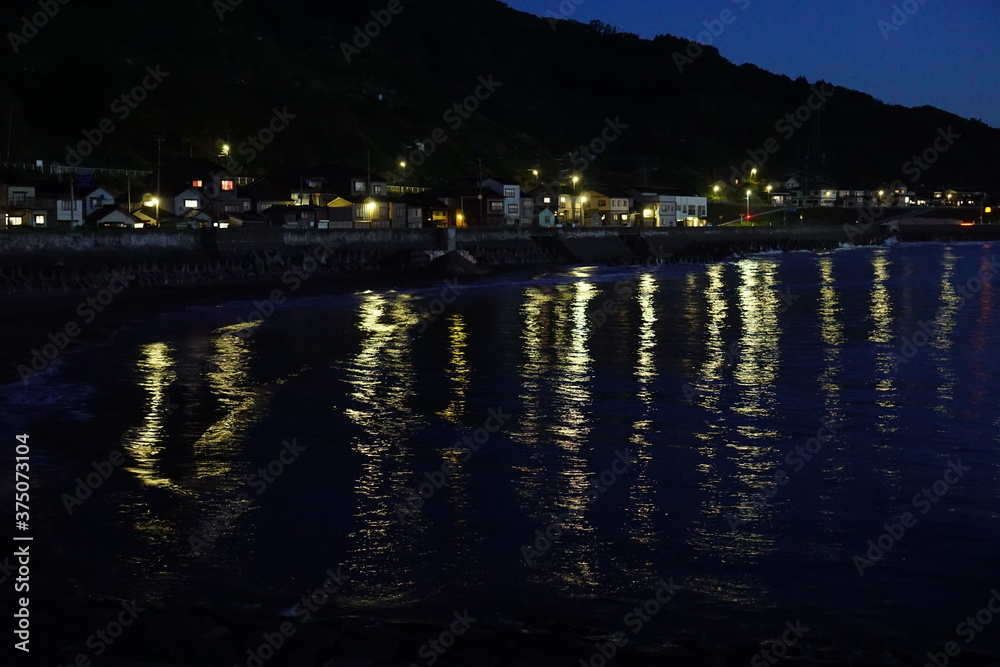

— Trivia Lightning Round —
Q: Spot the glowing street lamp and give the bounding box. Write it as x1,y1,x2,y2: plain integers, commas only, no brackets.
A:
746,189,751,220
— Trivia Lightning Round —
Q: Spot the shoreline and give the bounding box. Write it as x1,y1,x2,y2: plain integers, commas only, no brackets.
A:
4,226,999,388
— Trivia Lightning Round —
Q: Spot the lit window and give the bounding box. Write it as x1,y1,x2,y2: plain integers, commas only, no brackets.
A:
543,197,551,204
61,200,75,210
184,199,199,208
489,201,503,213
354,181,365,192
9,216,23,225
504,188,516,198
373,185,383,195
221,180,234,191
507,204,519,214
33,214,45,226
192,180,203,187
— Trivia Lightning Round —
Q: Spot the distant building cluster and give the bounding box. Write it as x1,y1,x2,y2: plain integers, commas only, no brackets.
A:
725,176,987,211
0,159,987,231
0,159,710,230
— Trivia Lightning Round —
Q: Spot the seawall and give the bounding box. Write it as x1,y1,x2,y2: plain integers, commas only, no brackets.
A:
0,222,990,296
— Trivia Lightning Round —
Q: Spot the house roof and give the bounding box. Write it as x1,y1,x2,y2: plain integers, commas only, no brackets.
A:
227,211,268,223
85,205,141,225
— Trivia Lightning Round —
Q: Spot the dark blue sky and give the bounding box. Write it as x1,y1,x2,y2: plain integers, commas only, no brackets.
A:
502,0,1000,128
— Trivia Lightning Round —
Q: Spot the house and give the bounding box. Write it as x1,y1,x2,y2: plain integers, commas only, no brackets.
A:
86,205,144,229
131,205,183,228
0,175,51,228
226,211,269,228
424,179,495,226
150,158,251,220
243,163,389,218
581,188,634,226
627,187,707,227
481,177,521,226
83,186,118,217
262,204,351,229
351,195,392,228
628,187,679,227
537,207,556,227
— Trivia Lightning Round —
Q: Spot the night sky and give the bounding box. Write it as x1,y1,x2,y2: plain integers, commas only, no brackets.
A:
503,0,1000,128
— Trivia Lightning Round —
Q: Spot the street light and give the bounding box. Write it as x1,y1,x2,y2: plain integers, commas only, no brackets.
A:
579,196,588,225
746,189,751,220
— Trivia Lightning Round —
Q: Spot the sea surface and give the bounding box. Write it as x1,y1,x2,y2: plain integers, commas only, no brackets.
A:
4,242,1000,653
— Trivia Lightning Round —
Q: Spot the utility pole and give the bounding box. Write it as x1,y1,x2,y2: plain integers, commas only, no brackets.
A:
5,102,13,163
155,136,165,224
478,157,484,225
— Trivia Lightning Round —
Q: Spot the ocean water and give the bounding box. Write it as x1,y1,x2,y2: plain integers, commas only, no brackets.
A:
5,242,1000,652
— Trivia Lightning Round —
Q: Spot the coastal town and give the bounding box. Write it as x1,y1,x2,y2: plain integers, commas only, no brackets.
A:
0,158,991,232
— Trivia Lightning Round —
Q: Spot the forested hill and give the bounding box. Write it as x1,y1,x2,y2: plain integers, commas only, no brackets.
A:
0,0,997,190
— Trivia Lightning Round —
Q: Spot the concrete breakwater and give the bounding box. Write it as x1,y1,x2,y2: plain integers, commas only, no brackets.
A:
0,222,932,296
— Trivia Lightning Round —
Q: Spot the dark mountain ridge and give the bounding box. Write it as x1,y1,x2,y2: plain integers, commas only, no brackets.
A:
0,0,996,192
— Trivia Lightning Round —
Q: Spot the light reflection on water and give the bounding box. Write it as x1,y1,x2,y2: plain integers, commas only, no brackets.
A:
33,244,1000,636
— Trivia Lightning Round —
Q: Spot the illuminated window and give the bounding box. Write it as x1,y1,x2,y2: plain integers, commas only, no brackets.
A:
184,199,199,208
489,201,503,213
507,204,519,214
373,185,383,195
504,188,516,198
192,180,203,187
221,180,234,191
9,216,23,225
543,196,551,204
354,180,365,192
61,200,75,210
33,214,45,226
